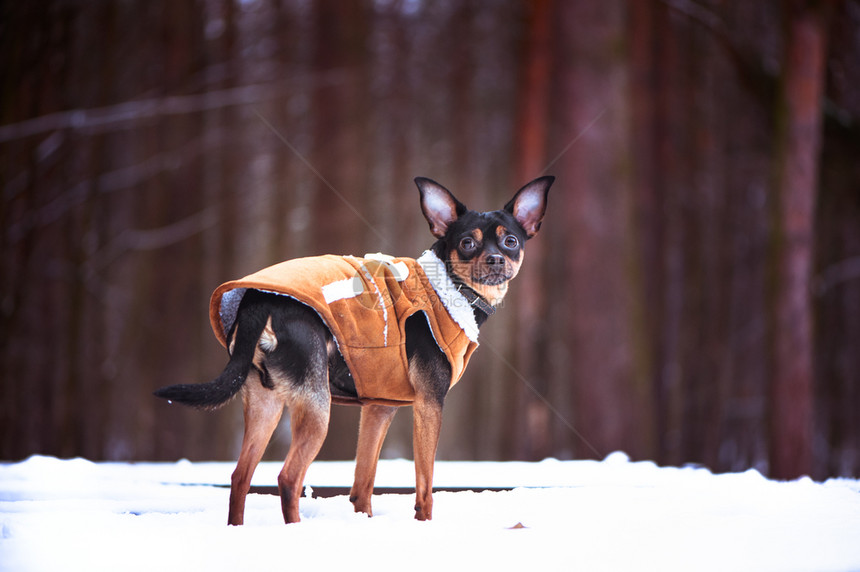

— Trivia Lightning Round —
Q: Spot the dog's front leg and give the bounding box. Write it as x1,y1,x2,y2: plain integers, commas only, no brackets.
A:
412,394,443,521
351,404,398,516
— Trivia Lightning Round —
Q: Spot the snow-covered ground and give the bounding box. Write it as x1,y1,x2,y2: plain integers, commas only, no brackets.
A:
2,453,859,572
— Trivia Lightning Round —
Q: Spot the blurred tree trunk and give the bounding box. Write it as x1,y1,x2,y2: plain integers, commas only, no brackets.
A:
554,0,652,460
70,1,118,459
815,0,860,479
768,0,832,479
207,0,243,460
628,0,661,462
309,0,369,255
310,0,369,459
3,3,76,459
266,0,298,261
510,0,553,460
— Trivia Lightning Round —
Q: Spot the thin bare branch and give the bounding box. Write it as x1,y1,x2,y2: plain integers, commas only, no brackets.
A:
0,71,347,144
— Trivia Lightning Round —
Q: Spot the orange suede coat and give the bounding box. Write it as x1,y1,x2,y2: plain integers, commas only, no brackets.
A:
210,251,480,405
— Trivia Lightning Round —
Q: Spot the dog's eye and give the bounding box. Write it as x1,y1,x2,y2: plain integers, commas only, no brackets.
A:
503,235,519,249
460,237,477,252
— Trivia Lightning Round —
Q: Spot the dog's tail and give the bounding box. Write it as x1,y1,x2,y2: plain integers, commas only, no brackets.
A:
153,302,268,410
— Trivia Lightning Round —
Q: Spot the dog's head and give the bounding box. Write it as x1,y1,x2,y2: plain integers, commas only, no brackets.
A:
415,176,554,307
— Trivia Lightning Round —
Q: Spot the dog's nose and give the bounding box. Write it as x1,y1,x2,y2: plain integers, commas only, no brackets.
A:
486,254,505,266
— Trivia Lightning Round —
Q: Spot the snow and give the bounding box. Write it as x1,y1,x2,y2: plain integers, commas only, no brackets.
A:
2,453,860,572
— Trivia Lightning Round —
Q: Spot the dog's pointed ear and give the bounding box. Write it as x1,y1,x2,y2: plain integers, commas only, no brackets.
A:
504,176,554,238
415,177,467,238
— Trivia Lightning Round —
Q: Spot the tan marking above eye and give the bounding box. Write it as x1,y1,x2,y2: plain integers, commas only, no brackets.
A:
496,226,520,250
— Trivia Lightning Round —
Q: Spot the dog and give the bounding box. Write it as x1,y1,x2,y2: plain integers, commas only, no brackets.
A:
154,176,553,525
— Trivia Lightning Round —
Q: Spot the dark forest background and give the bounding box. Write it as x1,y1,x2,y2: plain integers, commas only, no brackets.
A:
2,0,859,481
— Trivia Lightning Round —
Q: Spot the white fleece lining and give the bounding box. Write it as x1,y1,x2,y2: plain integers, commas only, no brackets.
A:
219,287,246,337
417,250,480,343
322,278,357,304
219,287,287,339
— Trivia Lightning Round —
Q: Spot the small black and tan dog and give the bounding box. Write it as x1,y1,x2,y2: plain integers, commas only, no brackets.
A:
155,176,553,525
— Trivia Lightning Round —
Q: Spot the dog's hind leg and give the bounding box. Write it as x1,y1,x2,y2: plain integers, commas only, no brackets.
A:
229,374,285,526
350,404,398,515
277,393,330,524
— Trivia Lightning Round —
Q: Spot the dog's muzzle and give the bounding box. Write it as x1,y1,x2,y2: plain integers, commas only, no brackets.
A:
474,265,512,286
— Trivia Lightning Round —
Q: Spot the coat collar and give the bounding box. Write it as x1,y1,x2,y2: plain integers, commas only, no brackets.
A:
417,250,481,343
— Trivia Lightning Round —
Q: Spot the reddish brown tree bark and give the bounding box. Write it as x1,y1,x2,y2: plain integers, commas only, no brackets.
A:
511,0,554,459
310,0,370,459
554,0,652,460
769,0,832,479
